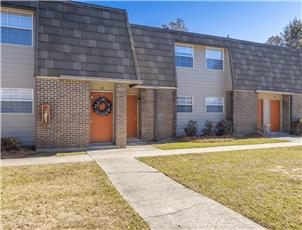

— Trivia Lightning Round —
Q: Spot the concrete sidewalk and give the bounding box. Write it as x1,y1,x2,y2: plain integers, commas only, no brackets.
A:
95,157,265,229
88,137,302,160
2,137,301,167
1,154,92,167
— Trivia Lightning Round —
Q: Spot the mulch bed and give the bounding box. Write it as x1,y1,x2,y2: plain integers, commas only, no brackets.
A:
175,133,264,143
1,147,36,159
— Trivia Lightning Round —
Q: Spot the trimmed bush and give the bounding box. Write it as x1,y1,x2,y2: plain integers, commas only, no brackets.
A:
291,118,302,136
184,120,198,137
202,121,213,136
1,137,20,151
215,120,232,136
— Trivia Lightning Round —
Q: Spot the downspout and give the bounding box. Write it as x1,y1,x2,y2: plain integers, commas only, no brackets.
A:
227,46,235,126
227,46,235,93
290,95,293,134
154,90,158,141
171,43,177,138
124,14,141,81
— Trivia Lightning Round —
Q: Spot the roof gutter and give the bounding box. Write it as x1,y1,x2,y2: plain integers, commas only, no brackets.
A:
134,85,177,90
255,90,295,95
58,75,143,85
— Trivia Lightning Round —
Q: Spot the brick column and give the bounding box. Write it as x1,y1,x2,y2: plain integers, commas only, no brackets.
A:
233,91,258,136
139,88,155,141
292,95,302,120
114,83,127,147
282,95,290,132
155,89,176,140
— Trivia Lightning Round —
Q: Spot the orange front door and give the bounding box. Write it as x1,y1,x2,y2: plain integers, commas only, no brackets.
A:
258,99,263,129
270,100,280,132
127,95,137,137
90,92,113,143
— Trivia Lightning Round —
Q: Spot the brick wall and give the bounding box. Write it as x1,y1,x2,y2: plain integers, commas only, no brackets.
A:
114,83,127,147
35,78,90,149
282,95,290,132
138,88,176,141
139,88,155,141
292,95,302,120
233,91,258,136
155,89,176,140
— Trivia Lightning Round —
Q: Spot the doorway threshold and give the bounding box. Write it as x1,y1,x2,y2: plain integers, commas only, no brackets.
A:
88,142,118,150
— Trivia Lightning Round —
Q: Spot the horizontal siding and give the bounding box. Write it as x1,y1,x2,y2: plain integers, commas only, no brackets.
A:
1,45,35,88
1,45,35,145
1,115,35,145
176,45,230,136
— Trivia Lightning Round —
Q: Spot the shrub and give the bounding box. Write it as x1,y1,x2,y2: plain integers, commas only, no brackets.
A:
202,121,213,136
1,137,20,151
291,118,302,136
184,120,198,137
215,120,232,136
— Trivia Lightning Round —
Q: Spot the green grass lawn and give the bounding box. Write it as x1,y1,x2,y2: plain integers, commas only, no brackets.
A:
154,138,289,150
1,162,149,229
139,146,302,229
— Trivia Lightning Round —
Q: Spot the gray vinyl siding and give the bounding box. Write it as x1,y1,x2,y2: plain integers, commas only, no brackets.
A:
176,45,232,136
1,45,35,145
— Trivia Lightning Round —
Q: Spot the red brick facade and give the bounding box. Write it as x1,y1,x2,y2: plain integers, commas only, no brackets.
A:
138,88,176,141
35,78,176,149
35,78,90,149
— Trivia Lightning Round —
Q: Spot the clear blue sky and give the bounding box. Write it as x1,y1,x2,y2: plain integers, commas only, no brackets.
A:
81,1,301,43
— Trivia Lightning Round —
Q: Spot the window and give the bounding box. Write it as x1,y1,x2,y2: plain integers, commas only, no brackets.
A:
175,45,193,68
177,96,193,113
0,9,33,46
206,48,224,70
0,88,33,113
205,97,224,113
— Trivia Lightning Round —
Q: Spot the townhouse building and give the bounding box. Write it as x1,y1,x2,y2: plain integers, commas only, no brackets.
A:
1,1,301,150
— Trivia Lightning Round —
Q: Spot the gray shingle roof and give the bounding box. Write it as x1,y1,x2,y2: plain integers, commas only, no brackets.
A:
2,1,138,80
131,24,302,93
2,1,301,93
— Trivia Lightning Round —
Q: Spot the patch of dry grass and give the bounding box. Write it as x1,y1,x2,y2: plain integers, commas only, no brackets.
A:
154,137,288,150
139,146,302,229
1,162,148,229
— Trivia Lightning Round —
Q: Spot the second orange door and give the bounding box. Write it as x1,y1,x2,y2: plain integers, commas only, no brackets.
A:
127,95,137,137
270,100,280,132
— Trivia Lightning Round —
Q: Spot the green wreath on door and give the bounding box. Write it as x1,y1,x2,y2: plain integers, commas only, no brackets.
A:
93,96,112,116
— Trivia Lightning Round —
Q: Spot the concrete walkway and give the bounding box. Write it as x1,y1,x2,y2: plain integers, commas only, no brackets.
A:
95,157,265,229
88,137,301,229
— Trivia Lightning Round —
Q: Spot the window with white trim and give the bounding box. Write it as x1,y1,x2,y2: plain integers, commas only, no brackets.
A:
205,97,224,113
0,88,33,113
177,96,193,113
175,45,193,68
206,48,224,70
0,9,33,46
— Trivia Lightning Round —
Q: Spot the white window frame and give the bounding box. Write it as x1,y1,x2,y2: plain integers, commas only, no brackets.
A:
0,8,34,47
0,88,34,114
177,96,193,113
205,47,224,71
175,44,194,69
205,96,224,113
